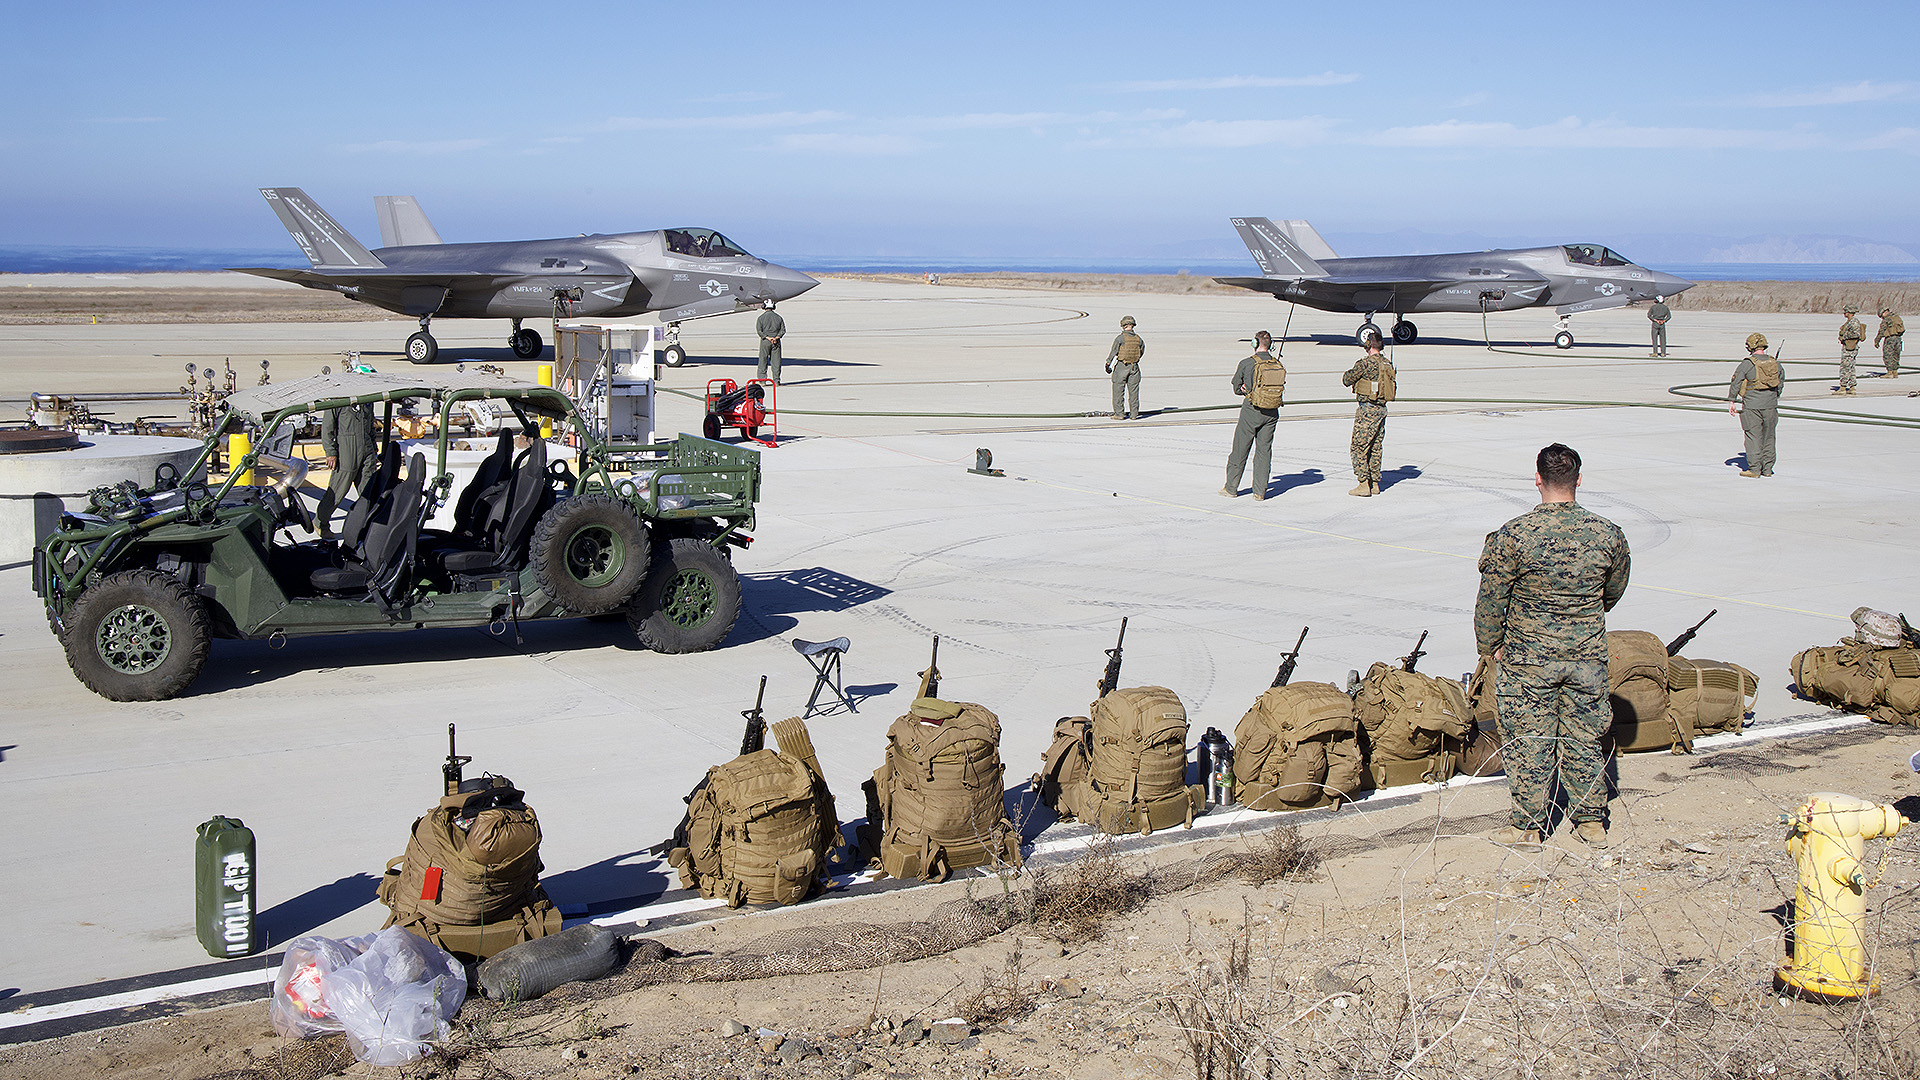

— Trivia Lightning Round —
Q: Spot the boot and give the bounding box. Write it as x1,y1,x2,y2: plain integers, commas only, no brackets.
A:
1493,826,1542,850
1217,486,1237,498
1572,820,1610,847
1348,482,1371,497
1370,478,1380,496
1739,469,1759,477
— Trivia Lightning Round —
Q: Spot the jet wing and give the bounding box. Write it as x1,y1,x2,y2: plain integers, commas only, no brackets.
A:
230,267,634,317
1215,275,1472,310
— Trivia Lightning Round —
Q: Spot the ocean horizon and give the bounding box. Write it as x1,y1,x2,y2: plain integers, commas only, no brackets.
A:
1,245,1914,284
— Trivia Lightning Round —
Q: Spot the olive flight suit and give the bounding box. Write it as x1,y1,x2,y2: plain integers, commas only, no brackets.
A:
756,308,787,383
1729,352,1783,476
1647,301,1671,357
1107,329,1144,418
1224,350,1281,496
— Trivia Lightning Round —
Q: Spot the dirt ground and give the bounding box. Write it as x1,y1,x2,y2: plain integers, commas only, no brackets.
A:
7,721,1919,1080
2,276,1916,325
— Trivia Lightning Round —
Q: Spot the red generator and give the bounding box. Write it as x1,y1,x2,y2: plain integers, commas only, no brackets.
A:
702,378,777,447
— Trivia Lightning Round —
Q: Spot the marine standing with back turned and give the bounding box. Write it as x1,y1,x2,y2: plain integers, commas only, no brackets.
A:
1220,330,1284,499
755,298,786,384
1647,295,1671,357
1727,332,1783,477
1105,315,1144,420
1475,443,1631,849
1837,304,1864,395
1341,334,1394,497
1875,307,1904,379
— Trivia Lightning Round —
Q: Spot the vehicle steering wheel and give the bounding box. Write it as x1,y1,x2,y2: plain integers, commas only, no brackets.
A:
285,489,318,535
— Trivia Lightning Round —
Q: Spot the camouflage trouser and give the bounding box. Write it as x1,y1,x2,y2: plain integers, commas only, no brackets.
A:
1496,658,1610,830
756,340,783,382
1350,402,1386,482
1884,336,1903,377
1225,402,1277,492
1111,362,1140,417
1741,396,1778,474
1840,347,1857,391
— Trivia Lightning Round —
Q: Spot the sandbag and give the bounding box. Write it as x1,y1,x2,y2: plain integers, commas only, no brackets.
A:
1607,630,1673,752
477,924,620,1002
1353,663,1471,787
869,697,1021,882
1038,687,1203,835
377,777,561,962
1662,656,1759,751
1233,682,1366,810
667,729,836,908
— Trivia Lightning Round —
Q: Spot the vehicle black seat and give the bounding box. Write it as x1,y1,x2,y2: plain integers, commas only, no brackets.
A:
442,438,552,576
311,451,427,605
337,441,401,554
451,429,514,541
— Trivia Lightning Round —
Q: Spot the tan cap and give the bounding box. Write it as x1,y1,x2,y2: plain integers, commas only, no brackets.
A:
1120,315,1136,327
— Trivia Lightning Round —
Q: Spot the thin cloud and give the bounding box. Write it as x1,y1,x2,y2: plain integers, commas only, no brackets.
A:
343,138,492,154
1369,117,1822,151
1859,127,1920,152
85,116,167,124
908,108,1184,130
776,132,924,155
1078,117,1339,149
597,110,844,131
1733,81,1911,108
1105,72,1359,92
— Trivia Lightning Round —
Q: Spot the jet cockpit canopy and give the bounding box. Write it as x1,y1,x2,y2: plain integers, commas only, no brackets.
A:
664,228,753,259
1563,245,1632,268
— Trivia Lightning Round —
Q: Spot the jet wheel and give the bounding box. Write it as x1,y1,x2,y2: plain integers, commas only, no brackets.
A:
511,328,543,359
662,345,688,367
406,331,439,364
1392,321,1418,345
1554,330,1575,350
1356,322,1382,348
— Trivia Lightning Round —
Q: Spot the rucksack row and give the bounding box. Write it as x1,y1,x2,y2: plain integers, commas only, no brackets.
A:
1791,607,1920,727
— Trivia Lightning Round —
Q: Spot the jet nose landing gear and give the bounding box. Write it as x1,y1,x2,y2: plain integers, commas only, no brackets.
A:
406,316,438,364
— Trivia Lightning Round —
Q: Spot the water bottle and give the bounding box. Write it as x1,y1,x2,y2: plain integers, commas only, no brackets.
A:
1199,728,1232,806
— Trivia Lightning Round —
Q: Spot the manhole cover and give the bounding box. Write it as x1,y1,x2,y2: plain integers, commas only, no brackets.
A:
0,429,81,454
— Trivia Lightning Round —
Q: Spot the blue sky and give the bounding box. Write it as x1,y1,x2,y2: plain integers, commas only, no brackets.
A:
3,1,1916,263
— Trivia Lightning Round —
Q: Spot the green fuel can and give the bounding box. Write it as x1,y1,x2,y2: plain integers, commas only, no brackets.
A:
195,816,259,958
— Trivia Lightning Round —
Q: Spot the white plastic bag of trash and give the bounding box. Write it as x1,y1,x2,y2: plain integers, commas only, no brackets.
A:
270,927,467,1064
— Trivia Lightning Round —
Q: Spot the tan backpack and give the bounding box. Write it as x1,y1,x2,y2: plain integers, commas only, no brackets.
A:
1872,649,1920,724
1247,353,1286,409
1352,664,1471,787
865,697,1021,882
1663,656,1759,751
1790,642,1881,710
1233,682,1366,810
377,777,561,962
1607,631,1673,752
1035,687,1203,835
667,718,838,908
1353,357,1396,403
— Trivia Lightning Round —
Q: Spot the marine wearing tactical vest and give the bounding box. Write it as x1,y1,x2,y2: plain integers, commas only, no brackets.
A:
1837,305,1865,395
1221,331,1284,499
1341,336,1395,497
1875,308,1904,379
1105,316,1145,419
1727,332,1783,477
377,728,560,962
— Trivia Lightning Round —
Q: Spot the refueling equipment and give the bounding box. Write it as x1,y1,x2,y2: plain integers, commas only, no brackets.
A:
1775,792,1910,1001
703,378,777,447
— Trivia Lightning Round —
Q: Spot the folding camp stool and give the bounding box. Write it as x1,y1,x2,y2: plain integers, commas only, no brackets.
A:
793,637,854,717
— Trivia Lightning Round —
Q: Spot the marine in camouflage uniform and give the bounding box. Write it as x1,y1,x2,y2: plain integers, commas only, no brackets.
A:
317,401,378,539
1105,316,1144,419
1647,296,1671,357
1341,339,1390,496
1221,331,1281,499
755,300,786,383
1837,305,1864,394
1727,332,1783,477
1875,308,1904,379
1475,443,1631,846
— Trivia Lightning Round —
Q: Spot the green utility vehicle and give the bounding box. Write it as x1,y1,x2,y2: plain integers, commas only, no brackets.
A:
33,370,760,701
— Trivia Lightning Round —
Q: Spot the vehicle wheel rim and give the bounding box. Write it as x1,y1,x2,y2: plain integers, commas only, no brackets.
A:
660,568,716,627
566,526,624,587
97,602,171,674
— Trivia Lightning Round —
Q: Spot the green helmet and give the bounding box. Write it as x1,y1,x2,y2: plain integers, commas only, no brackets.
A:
1120,316,1136,327
1745,332,1768,352
1843,304,1859,314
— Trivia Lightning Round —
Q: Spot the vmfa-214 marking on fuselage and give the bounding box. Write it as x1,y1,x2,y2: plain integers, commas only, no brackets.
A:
232,188,817,365
1216,216,1694,348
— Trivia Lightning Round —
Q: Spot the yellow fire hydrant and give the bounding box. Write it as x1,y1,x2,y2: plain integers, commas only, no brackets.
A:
1775,792,1907,1001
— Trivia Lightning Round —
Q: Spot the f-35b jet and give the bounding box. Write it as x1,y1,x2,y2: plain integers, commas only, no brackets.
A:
1217,217,1693,348
232,188,817,364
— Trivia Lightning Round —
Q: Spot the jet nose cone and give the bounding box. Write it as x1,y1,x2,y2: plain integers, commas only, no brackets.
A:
1651,270,1694,296
764,262,819,303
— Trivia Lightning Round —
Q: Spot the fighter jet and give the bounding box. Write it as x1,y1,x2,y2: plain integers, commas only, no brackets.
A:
1217,217,1693,348
232,188,818,364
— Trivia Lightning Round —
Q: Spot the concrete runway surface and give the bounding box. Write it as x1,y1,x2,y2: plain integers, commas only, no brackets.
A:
1,276,1917,1000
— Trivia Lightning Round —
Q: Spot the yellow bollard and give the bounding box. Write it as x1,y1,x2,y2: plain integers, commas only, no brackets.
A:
1775,792,1907,1001
227,432,254,486
536,363,554,439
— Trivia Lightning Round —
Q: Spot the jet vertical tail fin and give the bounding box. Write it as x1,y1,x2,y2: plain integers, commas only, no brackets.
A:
374,195,444,247
1279,220,1338,261
259,188,384,268
1230,217,1327,279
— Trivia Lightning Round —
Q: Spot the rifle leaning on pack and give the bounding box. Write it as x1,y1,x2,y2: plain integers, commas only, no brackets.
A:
1666,609,1718,656
917,635,941,701
1901,613,1920,649
443,723,472,796
1097,617,1128,698
1400,630,1428,673
740,675,769,755
1271,626,1310,688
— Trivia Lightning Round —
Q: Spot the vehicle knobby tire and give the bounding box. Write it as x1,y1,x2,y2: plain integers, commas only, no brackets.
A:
63,570,211,701
628,536,742,653
530,495,651,616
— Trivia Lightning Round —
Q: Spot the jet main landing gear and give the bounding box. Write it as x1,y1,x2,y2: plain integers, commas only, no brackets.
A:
406,315,438,364
1391,318,1418,345
510,319,544,359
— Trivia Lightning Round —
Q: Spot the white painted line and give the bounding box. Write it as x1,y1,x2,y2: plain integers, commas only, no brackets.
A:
0,968,273,1031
